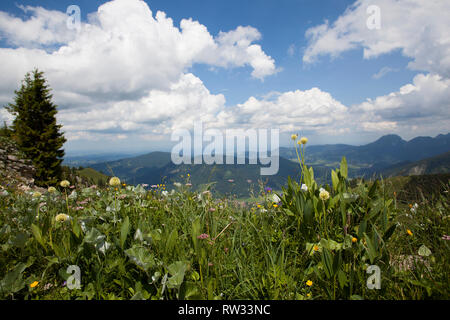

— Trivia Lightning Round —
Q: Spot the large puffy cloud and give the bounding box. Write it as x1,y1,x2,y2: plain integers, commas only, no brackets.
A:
58,73,226,139
351,73,450,136
303,0,450,78
300,0,450,139
215,88,349,133
0,0,277,105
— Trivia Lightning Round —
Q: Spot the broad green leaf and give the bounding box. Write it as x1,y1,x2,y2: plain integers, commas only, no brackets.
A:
125,245,156,272
321,248,334,279
331,170,339,191
167,261,188,289
120,216,130,249
31,224,46,249
340,157,348,179
0,262,27,294
418,245,432,257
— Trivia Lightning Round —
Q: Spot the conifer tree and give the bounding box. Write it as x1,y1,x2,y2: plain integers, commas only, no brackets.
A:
5,69,66,186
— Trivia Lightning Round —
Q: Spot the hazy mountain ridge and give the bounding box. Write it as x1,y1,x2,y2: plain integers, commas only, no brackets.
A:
85,133,450,197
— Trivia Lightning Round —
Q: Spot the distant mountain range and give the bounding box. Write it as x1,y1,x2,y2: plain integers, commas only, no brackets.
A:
85,133,450,198
280,133,450,166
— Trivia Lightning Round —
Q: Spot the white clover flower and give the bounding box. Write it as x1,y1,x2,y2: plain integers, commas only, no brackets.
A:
301,184,308,192
55,213,70,222
60,180,70,188
109,177,121,187
174,182,182,188
47,186,56,193
319,189,330,201
161,190,169,197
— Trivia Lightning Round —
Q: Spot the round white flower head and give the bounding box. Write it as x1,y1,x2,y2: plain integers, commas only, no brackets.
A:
60,180,70,188
32,191,42,198
301,184,308,192
48,186,56,193
109,177,121,187
55,213,70,222
174,182,182,188
319,189,330,201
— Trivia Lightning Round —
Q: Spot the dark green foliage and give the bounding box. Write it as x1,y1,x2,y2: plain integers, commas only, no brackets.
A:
5,69,66,186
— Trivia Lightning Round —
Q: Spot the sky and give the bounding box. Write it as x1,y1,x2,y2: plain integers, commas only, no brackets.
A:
0,0,449,156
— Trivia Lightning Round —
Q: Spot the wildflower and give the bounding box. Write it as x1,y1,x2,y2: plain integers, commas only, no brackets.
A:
32,191,42,198
352,237,358,243
272,194,281,203
407,229,413,236
247,179,252,183
301,184,308,192
313,245,319,252
228,179,234,183
55,213,70,222
306,280,313,287
291,134,298,141
48,186,56,193
307,293,311,298
174,182,182,187
208,262,214,267
161,190,169,197
30,281,39,288
197,233,209,240
319,189,330,201
43,283,53,291
300,137,308,145
187,173,190,177
257,204,262,208
122,183,126,187
142,184,149,187
273,204,278,208
442,235,450,240
209,207,216,212
264,187,272,193
109,177,121,187
60,180,70,188
185,183,192,187
410,203,418,214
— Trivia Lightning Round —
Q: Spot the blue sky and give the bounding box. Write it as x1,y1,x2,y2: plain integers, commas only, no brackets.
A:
0,0,448,155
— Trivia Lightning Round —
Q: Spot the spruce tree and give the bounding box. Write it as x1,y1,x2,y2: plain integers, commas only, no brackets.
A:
5,69,66,186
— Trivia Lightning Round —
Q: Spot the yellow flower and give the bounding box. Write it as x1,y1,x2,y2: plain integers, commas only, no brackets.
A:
60,180,70,188
352,237,358,243
291,134,298,141
300,137,308,145
273,204,278,208
48,186,56,193
257,204,262,208
319,189,330,201
109,177,121,187
313,245,319,252
30,281,39,288
55,214,69,222
307,293,311,298
407,229,413,236
306,280,313,287
187,173,190,177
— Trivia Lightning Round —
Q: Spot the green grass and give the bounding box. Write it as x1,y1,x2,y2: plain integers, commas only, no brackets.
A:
0,151,449,300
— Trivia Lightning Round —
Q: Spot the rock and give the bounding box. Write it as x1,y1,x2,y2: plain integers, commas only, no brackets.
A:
7,155,18,161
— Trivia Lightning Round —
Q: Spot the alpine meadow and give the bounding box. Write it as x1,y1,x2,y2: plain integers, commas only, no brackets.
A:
0,0,449,305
